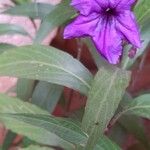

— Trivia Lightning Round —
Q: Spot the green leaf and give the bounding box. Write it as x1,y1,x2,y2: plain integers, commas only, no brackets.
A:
134,0,150,25
115,93,150,148
0,92,122,150
17,79,35,101
121,94,150,119
2,113,87,145
81,67,130,149
20,145,54,150
94,136,121,150
0,45,93,95
3,3,54,19
0,94,88,149
32,81,63,113
0,24,29,36
0,94,48,114
34,0,76,43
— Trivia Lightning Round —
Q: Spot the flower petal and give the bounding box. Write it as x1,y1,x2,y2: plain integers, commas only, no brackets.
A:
116,10,141,48
92,17,122,64
113,0,136,10
95,0,109,7
64,13,99,39
71,0,101,15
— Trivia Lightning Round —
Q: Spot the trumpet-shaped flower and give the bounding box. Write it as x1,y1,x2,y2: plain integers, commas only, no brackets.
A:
64,0,141,64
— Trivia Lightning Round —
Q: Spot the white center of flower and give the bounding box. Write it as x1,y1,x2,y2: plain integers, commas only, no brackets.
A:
106,8,111,12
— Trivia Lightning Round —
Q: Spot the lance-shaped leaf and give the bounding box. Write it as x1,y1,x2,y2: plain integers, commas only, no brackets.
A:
0,45,93,95
134,0,150,25
117,93,150,149
121,94,150,119
82,67,130,149
0,94,88,149
0,24,29,36
3,3,54,19
34,0,76,43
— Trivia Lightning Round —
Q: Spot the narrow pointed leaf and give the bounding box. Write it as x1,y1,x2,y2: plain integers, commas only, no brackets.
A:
119,93,150,149
3,3,54,19
34,0,76,43
122,94,150,119
0,94,88,149
82,67,130,149
134,0,150,25
0,24,29,36
0,45,93,95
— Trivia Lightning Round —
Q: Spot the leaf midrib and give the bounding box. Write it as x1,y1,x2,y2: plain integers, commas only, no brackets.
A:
125,105,150,113
0,113,87,143
87,69,119,143
0,60,91,89
95,70,118,124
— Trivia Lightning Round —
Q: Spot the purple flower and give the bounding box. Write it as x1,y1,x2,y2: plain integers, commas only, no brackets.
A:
64,0,141,64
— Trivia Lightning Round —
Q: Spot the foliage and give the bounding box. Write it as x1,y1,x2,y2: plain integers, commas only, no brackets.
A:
0,0,149,150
